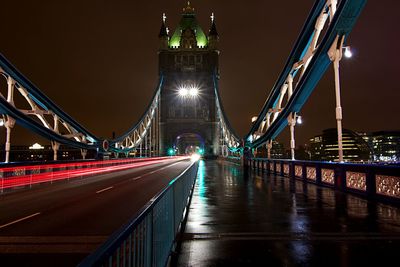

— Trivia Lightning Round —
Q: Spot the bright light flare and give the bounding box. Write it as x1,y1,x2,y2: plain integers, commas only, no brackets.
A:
296,116,303,124
344,46,352,58
179,88,189,96
178,85,199,97
189,88,199,96
191,153,201,162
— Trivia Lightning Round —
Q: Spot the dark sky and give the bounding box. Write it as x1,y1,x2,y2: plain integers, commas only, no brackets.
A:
0,0,399,147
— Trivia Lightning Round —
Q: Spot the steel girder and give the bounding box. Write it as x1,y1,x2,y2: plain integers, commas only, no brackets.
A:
244,0,367,149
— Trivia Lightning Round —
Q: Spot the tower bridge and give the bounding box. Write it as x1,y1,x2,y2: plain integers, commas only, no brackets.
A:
1,1,400,267
158,3,220,157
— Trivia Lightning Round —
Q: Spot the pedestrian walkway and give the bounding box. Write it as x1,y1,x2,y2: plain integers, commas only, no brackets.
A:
174,160,400,266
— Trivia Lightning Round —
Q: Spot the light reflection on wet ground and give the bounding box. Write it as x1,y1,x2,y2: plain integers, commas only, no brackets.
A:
175,160,400,267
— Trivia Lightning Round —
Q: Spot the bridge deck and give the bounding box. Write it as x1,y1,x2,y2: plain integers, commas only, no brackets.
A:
174,160,400,266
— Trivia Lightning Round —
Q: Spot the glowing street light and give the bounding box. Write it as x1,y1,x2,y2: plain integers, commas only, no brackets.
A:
344,46,352,58
296,115,303,124
179,87,189,96
189,87,199,96
178,85,199,98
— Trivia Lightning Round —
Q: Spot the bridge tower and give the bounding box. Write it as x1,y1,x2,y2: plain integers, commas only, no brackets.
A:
158,2,220,157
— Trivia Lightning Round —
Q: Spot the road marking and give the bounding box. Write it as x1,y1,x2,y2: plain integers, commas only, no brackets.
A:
131,161,183,181
0,212,41,230
96,186,113,194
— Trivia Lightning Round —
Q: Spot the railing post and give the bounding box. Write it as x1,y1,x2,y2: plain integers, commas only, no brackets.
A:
145,212,153,267
366,166,376,199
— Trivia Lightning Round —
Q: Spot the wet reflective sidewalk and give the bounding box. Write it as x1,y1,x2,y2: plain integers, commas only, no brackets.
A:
174,160,400,267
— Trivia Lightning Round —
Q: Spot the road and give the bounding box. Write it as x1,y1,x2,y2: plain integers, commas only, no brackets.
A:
0,157,192,267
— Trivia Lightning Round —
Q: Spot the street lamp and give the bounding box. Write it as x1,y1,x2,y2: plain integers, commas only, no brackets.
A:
178,85,199,98
179,87,189,97
296,115,302,124
344,46,352,58
189,87,199,96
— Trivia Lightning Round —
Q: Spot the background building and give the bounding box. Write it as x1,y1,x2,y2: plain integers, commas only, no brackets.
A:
361,131,400,162
308,128,371,162
0,144,96,162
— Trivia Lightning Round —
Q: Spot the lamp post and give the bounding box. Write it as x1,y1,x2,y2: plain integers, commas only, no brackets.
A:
328,36,352,163
288,112,302,160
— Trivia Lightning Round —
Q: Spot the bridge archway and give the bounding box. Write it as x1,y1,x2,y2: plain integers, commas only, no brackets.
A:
173,132,205,155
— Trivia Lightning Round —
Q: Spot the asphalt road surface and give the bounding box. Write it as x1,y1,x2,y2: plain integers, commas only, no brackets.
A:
0,157,192,267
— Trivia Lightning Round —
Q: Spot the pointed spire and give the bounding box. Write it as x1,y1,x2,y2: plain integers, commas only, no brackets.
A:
209,12,218,36
183,1,195,14
159,13,168,38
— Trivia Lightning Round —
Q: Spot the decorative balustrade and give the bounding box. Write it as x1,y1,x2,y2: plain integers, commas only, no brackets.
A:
306,167,317,181
276,163,281,174
295,165,303,178
376,175,400,198
321,168,335,184
346,171,367,191
247,158,400,204
283,164,290,176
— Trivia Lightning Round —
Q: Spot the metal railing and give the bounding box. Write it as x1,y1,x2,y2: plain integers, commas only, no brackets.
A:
247,158,400,204
77,161,199,267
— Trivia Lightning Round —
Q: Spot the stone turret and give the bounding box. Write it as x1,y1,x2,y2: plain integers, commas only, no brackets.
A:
208,13,219,50
158,13,169,50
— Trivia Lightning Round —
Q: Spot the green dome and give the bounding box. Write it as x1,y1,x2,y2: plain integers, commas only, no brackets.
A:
169,5,208,48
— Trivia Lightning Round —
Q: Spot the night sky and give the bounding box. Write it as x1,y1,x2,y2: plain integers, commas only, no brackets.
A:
0,0,399,147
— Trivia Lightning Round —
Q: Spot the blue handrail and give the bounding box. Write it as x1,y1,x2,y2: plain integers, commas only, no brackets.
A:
77,161,199,267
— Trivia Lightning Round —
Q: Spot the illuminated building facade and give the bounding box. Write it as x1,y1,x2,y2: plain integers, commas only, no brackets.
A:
361,131,400,162
309,128,371,162
158,2,220,156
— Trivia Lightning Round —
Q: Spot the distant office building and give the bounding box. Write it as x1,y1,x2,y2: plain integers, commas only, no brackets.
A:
253,140,285,159
0,144,96,162
271,141,285,159
309,128,371,162
361,131,400,162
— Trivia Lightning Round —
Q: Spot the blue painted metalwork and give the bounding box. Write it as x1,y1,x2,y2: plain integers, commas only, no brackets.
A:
245,0,327,142
0,96,95,149
0,52,164,154
77,161,199,267
245,0,367,148
0,53,99,147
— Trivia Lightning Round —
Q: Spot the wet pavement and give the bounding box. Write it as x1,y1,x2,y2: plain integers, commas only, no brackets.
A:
174,160,400,267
